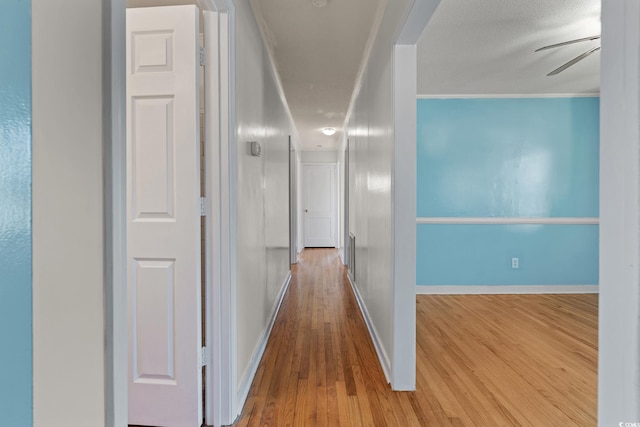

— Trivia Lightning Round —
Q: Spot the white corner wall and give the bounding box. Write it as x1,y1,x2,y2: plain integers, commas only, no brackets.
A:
32,0,106,425
345,0,414,387
232,0,296,416
345,0,440,391
598,0,640,423
391,43,417,390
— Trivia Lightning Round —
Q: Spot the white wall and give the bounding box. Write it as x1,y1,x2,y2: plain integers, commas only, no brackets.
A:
599,0,640,423
344,0,440,390
32,0,106,425
232,0,295,410
300,150,338,163
344,0,413,385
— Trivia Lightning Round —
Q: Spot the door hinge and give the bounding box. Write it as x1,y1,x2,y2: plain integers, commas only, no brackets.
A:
199,47,206,67
200,196,206,216
201,346,208,367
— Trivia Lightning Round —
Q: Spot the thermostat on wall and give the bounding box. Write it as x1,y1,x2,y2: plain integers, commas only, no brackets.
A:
250,141,261,157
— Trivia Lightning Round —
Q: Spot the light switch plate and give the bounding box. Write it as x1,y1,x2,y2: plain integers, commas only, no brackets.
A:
250,141,261,157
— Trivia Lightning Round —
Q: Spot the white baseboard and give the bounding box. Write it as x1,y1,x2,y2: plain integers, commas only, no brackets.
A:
235,272,292,418
416,284,599,294
346,275,391,384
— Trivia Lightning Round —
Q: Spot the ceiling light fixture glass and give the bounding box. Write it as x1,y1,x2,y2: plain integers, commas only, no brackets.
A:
322,127,336,136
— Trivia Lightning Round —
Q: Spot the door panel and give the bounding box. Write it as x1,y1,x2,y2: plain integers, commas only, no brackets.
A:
126,6,202,427
132,258,177,384
131,96,175,219
303,164,336,247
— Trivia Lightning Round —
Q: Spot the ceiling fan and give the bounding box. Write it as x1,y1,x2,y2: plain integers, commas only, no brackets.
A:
535,35,601,76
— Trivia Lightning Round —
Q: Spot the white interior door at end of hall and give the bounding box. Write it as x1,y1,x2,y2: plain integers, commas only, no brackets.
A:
303,163,337,248
126,5,202,427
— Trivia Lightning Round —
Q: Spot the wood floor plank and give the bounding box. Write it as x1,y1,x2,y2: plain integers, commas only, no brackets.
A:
326,383,340,427
280,370,298,426
346,395,364,427
335,381,351,427
292,379,308,427
231,248,597,427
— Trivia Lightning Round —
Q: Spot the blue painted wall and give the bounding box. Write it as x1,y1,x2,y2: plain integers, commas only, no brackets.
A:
416,98,599,286
0,0,33,425
417,224,598,285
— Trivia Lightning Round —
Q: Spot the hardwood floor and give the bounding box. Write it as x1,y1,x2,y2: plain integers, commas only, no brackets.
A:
232,248,598,426
416,294,597,426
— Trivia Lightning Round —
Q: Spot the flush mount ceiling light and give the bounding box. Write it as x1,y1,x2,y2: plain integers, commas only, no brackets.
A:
312,0,328,7
322,127,336,136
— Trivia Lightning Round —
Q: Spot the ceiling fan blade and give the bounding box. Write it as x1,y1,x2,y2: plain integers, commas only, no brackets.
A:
547,46,601,76
535,35,600,52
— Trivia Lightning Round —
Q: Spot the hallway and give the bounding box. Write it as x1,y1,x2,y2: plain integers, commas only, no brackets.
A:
233,248,597,426
235,248,399,426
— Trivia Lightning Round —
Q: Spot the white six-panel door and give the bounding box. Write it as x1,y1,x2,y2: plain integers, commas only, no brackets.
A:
126,6,202,426
303,163,337,247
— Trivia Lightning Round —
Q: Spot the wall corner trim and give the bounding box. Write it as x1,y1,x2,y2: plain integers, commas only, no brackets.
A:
416,285,599,295
416,93,600,99
416,217,600,225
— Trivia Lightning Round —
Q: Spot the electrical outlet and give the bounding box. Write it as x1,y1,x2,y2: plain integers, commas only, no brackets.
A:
511,257,519,269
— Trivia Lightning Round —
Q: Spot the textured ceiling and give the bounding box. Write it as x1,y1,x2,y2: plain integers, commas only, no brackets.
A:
129,0,601,150
417,0,601,95
254,0,600,150
250,0,387,151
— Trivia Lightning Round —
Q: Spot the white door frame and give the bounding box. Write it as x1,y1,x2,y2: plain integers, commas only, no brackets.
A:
104,1,236,426
343,141,349,264
203,6,241,426
289,138,298,264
